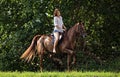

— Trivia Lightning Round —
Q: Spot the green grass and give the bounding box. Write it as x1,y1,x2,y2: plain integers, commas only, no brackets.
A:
0,71,119,77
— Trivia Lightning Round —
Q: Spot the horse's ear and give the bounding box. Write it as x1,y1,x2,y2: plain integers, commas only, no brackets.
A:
79,21,84,25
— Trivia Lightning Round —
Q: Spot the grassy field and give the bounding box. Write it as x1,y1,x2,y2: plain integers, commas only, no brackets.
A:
0,71,119,77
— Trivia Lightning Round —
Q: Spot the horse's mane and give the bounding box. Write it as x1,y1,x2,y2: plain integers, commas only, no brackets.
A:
67,24,77,33
61,23,78,44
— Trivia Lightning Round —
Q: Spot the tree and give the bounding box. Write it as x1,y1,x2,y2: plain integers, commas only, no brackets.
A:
0,0,119,71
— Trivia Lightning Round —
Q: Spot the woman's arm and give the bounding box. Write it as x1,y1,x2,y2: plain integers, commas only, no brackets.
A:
62,25,67,30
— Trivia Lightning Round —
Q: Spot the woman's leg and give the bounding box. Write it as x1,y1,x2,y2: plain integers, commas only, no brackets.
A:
53,32,59,53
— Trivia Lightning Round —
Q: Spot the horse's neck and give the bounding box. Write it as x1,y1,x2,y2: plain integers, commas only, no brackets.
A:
66,27,77,43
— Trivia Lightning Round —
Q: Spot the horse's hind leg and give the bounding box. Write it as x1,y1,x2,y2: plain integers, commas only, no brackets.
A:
37,45,44,72
37,37,44,72
39,54,43,72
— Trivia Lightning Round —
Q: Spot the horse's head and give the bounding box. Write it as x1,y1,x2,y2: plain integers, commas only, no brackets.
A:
75,22,86,38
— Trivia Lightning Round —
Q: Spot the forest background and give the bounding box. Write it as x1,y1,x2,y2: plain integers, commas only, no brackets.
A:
0,0,119,72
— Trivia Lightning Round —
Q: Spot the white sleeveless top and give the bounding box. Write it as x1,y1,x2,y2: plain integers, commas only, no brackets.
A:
54,16,64,33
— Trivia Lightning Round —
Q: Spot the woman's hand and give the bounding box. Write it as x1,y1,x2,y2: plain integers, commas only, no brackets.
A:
63,25,67,30
62,29,66,31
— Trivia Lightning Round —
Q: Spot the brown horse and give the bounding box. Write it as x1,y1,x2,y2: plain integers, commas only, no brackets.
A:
20,22,86,71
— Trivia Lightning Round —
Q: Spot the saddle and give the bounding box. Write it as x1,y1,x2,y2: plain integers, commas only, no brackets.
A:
51,32,64,44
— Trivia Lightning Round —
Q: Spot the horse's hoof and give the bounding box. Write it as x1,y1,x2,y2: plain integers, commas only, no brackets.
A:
59,61,63,65
71,62,75,65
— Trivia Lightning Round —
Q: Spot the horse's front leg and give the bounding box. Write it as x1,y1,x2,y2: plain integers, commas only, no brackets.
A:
65,49,75,71
67,54,71,71
71,53,76,65
49,54,63,65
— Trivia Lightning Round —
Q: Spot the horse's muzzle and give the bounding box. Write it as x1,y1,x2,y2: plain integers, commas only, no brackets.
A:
82,33,87,38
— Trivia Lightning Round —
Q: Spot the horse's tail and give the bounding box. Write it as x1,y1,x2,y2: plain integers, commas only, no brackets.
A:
20,35,41,62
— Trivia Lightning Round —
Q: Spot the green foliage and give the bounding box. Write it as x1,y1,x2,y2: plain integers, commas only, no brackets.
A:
0,0,119,71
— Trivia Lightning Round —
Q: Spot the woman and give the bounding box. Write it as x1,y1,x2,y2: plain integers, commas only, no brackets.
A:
53,8,66,53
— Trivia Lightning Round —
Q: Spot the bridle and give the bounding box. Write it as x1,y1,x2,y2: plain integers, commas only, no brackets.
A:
76,22,86,38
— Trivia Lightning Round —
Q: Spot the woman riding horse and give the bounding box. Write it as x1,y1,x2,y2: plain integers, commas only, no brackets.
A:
53,8,66,53
20,22,86,72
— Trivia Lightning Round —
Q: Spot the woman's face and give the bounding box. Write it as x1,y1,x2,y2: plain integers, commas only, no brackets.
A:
57,10,61,16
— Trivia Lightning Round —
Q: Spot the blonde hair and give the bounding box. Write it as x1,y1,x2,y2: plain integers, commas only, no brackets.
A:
54,8,61,16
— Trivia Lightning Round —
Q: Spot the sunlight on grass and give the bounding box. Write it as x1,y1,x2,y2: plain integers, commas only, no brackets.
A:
0,71,119,77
